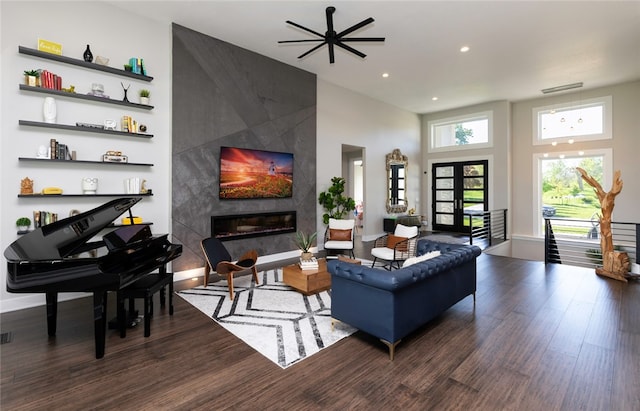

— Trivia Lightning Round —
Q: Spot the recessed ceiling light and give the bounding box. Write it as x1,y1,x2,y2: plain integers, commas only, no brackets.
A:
382,72,389,78
460,46,470,53
432,97,438,101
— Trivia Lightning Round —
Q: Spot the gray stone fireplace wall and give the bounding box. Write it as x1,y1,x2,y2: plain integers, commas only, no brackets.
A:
171,24,317,272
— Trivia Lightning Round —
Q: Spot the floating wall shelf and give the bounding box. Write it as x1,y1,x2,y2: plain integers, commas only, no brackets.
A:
19,46,154,81
18,157,154,167
19,120,153,139
18,193,153,198
19,85,154,110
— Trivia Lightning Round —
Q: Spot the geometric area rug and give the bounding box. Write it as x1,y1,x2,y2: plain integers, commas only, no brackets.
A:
176,268,357,369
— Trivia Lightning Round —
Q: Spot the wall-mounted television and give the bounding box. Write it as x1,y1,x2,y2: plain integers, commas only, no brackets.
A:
219,146,293,199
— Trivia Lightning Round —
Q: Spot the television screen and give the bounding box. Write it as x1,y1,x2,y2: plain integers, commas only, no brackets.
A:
219,146,293,199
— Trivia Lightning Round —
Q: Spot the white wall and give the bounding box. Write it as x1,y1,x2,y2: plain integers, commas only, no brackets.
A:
317,79,422,242
0,2,172,312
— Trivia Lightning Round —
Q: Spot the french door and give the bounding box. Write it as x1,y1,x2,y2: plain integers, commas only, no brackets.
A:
432,160,488,233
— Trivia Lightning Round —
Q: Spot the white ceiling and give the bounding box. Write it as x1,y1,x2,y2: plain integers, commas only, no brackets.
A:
109,1,640,113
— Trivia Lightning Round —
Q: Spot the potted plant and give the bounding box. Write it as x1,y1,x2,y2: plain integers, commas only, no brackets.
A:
16,217,31,232
124,64,133,72
139,89,150,105
318,176,356,224
24,69,39,87
294,230,317,261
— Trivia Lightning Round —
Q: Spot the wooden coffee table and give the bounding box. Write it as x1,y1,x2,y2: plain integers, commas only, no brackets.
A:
282,258,330,295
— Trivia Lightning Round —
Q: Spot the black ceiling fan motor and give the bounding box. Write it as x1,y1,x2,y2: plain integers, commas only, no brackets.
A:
278,6,385,64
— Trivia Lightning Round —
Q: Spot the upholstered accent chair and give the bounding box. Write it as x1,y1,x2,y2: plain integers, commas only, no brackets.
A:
323,218,356,258
200,237,259,300
370,223,419,270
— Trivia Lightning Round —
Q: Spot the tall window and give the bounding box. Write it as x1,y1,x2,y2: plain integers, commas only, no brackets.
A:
429,111,492,152
533,96,612,145
535,149,612,235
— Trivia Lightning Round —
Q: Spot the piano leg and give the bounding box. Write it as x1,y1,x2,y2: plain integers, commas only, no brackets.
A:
45,292,58,336
93,291,108,359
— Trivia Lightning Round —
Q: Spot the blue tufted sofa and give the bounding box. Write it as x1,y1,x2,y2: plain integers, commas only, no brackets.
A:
327,239,481,360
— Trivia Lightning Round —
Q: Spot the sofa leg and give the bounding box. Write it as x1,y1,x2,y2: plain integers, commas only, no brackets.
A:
380,339,401,361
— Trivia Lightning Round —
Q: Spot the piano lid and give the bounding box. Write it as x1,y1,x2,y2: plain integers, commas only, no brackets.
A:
4,197,142,262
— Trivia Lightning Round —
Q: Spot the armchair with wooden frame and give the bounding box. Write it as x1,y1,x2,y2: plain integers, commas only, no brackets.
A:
200,237,259,300
370,223,419,270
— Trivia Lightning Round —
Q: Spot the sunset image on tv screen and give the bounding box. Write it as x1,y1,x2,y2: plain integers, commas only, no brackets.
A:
219,147,294,199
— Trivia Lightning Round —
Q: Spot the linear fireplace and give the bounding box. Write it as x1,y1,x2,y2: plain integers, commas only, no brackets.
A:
211,211,297,241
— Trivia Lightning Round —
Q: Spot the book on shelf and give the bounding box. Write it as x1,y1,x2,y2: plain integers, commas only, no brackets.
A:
47,139,72,160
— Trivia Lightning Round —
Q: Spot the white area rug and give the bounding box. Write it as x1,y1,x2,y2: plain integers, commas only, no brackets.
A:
176,268,356,368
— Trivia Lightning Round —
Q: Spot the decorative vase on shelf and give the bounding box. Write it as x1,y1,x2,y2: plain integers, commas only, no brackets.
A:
140,97,149,105
83,44,93,62
43,97,57,124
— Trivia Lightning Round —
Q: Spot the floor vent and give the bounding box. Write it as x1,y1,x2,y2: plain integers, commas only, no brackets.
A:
1,332,13,344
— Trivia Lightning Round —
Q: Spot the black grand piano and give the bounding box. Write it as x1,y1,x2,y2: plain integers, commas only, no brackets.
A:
4,197,182,358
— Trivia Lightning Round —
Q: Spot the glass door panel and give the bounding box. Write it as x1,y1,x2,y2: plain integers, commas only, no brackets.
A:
432,160,488,232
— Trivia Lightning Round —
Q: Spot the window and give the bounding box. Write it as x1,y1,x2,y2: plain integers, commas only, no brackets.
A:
533,96,612,145
429,111,492,152
535,149,612,236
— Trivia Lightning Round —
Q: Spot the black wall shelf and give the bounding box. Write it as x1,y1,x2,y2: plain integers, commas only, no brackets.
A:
19,46,154,82
18,193,153,198
17,222,153,235
19,120,153,139
19,85,154,110
18,157,154,167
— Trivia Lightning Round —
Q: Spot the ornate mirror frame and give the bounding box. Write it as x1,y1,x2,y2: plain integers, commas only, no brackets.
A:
386,148,408,213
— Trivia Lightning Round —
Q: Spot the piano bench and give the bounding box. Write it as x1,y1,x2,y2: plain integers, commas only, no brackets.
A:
117,272,174,338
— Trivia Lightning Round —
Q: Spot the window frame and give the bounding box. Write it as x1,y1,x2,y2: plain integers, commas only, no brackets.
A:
533,148,612,236
428,111,493,153
532,96,612,146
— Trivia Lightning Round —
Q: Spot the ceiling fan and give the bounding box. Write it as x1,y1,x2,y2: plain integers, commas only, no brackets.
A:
278,6,385,64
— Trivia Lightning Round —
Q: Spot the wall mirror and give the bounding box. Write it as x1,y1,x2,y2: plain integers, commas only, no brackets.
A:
386,148,408,213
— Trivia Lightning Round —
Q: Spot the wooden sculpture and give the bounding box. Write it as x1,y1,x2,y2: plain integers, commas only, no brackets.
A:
20,177,33,195
576,167,629,282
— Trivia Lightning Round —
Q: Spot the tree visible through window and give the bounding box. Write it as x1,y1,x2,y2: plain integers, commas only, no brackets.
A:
541,155,603,234
429,111,491,151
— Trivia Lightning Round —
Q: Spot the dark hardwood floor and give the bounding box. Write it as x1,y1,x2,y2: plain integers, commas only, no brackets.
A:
2,245,639,410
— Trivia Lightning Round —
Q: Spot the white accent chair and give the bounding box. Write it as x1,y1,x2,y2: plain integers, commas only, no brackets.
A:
370,223,419,270
323,218,355,258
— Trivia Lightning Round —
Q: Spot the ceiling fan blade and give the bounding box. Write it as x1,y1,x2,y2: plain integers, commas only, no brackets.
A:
285,20,325,38
298,41,328,59
339,37,385,42
336,17,374,38
278,39,325,44
335,41,366,59
329,42,335,64
326,6,336,34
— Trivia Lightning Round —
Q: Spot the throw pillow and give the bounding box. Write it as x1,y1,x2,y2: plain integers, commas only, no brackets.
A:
329,228,352,241
386,234,408,251
402,250,441,268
